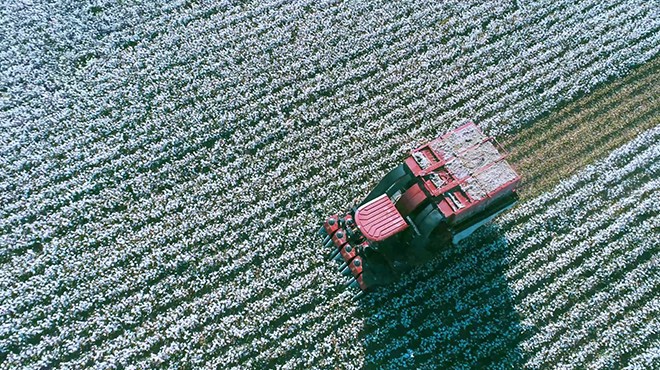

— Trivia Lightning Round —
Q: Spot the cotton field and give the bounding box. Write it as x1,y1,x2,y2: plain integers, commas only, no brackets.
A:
0,0,658,369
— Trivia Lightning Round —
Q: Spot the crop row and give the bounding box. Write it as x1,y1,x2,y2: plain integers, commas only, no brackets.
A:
1,0,658,368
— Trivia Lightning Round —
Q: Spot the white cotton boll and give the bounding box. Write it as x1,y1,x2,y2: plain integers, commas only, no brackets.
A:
1,0,659,368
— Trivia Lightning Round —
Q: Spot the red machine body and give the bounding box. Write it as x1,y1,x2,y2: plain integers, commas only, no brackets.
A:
319,122,521,297
355,195,409,241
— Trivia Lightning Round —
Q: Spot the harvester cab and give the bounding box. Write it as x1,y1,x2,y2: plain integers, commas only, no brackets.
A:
319,122,521,298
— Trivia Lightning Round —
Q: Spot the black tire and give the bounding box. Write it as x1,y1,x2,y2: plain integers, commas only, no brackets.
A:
361,164,413,205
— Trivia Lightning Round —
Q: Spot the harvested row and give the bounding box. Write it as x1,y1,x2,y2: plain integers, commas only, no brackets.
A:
502,56,659,198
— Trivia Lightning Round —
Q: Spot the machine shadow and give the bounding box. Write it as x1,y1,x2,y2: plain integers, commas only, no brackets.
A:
358,223,524,369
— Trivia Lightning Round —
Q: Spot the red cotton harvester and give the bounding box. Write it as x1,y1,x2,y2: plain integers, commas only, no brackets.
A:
319,122,521,299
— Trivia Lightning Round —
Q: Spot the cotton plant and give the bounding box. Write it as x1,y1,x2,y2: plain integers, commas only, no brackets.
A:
2,0,660,368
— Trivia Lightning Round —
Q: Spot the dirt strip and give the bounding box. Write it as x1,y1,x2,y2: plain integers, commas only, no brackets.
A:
501,56,659,199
